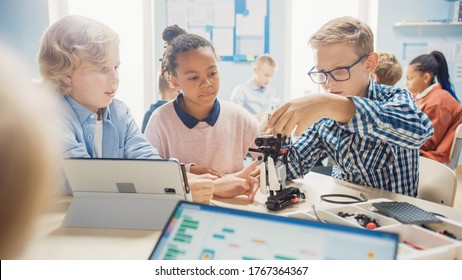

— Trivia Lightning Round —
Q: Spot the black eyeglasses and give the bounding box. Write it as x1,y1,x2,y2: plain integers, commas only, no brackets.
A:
307,54,369,84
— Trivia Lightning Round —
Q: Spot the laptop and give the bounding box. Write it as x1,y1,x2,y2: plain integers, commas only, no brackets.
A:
62,158,187,230
149,201,399,260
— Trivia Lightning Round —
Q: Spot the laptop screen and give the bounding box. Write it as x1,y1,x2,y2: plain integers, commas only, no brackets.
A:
149,201,399,260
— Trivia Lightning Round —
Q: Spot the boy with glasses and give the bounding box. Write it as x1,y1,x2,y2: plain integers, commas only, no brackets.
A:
267,17,433,197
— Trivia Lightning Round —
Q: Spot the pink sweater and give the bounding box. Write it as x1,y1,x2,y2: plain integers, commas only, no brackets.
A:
144,100,259,174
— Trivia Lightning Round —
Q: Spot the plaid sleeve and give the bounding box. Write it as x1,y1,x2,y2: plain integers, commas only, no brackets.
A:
286,126,325,179
345,88,433,149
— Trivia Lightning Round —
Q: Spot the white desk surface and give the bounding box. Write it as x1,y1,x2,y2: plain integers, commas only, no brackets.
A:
23,172,462,260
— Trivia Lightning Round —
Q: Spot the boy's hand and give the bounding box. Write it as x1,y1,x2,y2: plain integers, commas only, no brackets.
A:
268,94,355,136
190,165,225,178
268,95,324,136
188,174,216,204
258,113,275,136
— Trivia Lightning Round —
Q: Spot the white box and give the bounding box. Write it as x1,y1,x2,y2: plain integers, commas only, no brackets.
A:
382,224,460,260
284,199,462,259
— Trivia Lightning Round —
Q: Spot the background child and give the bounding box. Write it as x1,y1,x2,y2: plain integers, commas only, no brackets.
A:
268,16,433,197
372,52,402,86
230,54,279,120
0,44,58,259
141,71,179,133
405,50,462,164
144,24,260,201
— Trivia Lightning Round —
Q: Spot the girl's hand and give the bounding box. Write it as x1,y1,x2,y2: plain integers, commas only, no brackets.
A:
188,174,216,204
214,160,261,202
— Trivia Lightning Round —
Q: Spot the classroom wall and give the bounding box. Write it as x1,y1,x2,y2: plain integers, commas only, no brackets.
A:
2,0,459,104
376,0,462,99
287,0,360,100
0,0,49,78
154,0,286,102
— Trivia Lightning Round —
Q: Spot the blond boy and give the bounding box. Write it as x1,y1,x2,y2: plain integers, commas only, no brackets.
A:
372,52,402,86
268,17,433,197
231,54,279,118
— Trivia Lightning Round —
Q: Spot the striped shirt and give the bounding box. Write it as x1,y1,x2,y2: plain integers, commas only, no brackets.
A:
287,80,434,197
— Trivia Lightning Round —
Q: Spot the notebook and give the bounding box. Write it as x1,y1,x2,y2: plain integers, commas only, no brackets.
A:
62,158,187,230
149,201,399,260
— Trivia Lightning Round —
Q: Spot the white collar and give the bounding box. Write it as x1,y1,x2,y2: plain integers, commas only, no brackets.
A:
416,83,438,100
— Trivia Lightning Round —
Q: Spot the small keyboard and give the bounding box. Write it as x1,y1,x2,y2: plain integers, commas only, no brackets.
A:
371,201,442,224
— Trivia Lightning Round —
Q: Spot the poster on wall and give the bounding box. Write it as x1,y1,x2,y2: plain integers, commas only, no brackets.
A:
166,0,269,62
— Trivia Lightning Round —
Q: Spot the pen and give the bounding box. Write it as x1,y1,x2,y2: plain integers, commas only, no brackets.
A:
403,240,425,250
180,163,193,201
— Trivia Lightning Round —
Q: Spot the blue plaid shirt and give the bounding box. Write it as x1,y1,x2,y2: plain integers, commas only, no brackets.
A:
287,80,434,197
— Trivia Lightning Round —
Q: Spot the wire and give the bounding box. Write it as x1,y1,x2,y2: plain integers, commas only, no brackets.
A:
312,205,327,223
320,193,368,204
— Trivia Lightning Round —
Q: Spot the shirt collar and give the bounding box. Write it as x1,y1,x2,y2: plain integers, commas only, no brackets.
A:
365,79,388,101
65,95,111,122
416,83,438,100
249,79,265,92
173,94,220,129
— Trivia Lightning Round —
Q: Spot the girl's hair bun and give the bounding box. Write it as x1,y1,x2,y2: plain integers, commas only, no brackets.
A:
162,24,187,44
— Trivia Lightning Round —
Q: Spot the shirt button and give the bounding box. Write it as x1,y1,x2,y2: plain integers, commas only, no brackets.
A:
88,135,93,139
90,114,95,119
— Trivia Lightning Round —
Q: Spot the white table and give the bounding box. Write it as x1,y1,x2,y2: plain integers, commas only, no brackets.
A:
23,172,462,259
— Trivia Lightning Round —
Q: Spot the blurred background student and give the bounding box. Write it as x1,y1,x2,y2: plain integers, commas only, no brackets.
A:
372,52,402,86
141,71,179,133
0,43,58,259
230,54,280,120
405,50,462,164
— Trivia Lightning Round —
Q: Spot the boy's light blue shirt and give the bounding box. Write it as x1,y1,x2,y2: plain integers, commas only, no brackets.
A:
287,80,434,197
60,95,161,160
230,79,279,115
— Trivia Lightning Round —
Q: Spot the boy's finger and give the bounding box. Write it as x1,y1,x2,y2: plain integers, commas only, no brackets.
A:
274,110,294,137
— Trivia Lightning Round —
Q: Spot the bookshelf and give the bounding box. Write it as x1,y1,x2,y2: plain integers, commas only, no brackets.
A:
393,21,462,36
394,21,462,27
